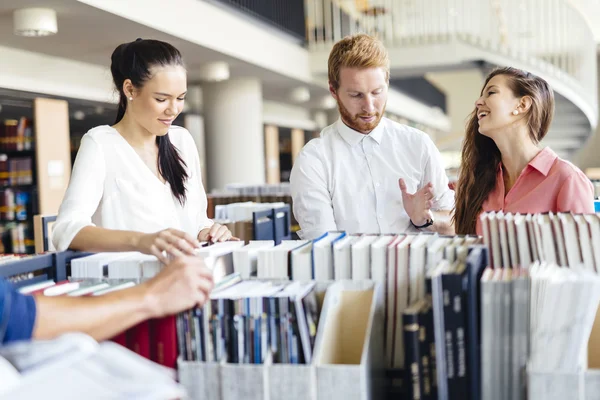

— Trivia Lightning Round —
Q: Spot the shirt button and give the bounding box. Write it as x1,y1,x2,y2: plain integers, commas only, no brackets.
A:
375,182,380,187
378,214,383,219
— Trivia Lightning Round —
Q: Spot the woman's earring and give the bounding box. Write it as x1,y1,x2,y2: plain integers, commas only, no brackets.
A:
512,110,519,115
128,96,133,101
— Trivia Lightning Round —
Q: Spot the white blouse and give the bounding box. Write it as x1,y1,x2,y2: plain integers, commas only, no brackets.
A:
52,125,213,251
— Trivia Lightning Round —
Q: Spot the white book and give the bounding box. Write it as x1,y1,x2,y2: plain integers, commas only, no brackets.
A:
18,280,55,294
43,282,81,297
525,214,540,263
488,212,503,269
67,283,111,297
141,258,163,278
584,214,600,273
385,235,406,368
370,235,395,297
92,281,136,296
481,213,494,268
574,214,596,272
427,237,452,272
71,252,140,280
497,211,511,268
537,214,558,265
313,232,346,281
514,214,532,268
558,213,584,268
504,213,520,268
394,234,416,368
408,233,436,303
351,235,379,280
290,241,313,281
232,240,275,278
549,212,568,267
445,236,465,263
257,240,308,279
107,253,155,280
333,235,360,279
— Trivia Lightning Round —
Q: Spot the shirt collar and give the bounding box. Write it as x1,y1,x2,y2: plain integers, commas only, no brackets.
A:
527,147,558,176
496,147,558,177
336,118,385,146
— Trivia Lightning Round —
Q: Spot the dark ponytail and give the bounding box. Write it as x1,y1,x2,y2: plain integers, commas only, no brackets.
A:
110,38,189,205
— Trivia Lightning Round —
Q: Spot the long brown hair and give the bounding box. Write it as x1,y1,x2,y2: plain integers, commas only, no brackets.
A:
453,67,555,234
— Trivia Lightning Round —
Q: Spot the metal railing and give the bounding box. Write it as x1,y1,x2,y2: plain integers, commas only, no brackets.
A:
304,0,598,117
207,0,306,41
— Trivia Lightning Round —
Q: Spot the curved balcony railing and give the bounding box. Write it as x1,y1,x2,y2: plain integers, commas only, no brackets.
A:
304,0,598,125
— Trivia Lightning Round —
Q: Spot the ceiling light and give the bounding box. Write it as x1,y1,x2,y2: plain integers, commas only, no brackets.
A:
13,8,58,37
197,62,230,82
289,87,310,103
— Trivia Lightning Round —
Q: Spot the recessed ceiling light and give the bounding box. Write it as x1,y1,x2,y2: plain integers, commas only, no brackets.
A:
13,8,58,37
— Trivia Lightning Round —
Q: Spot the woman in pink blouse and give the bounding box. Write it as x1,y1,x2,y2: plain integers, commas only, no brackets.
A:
453,67,594,235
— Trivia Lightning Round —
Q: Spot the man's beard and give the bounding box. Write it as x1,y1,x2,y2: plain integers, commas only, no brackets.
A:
337,99,385,134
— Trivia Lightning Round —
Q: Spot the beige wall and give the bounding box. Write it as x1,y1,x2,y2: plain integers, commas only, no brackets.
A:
425,69,486,152
573,54,600,170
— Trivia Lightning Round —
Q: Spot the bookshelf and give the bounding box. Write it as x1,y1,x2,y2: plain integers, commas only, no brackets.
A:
0,90,77,254
264,124,316,184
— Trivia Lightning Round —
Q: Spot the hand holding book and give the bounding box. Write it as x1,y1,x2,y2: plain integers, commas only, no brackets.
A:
198,223,239,243
142,255,215,318
136,228,201,264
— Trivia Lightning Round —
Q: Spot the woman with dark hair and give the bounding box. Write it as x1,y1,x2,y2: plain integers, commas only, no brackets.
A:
453,67,594,235
52,39,233,263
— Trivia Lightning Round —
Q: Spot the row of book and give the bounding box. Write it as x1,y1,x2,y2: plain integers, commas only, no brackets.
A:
480,211,600,270
477,211,600,400
0,189,32,221
0,156,34,186
228,232,482,369
19,213,600,400
207,193,295,226
222,183,291,197
213,201,286,223
179,279,320,365
0,222,33,254
1,118,34,151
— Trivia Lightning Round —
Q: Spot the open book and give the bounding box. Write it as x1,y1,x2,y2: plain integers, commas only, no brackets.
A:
0,332,186,400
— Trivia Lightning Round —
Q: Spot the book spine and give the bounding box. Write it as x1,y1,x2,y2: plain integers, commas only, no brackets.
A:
128,320,151,359
418,305,432,400
151,315,178,369
404,310,423,400
421,301,436,400
442,273,469,400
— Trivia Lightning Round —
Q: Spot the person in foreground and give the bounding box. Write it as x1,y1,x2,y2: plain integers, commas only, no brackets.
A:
290,34,455,239
52,39,233,263
0,255,213,344
453,67,594,235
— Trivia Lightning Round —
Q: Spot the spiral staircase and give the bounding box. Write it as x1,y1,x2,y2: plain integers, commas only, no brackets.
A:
305,0,598,160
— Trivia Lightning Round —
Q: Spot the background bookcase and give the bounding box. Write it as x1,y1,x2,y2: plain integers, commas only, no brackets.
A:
0,88,115,254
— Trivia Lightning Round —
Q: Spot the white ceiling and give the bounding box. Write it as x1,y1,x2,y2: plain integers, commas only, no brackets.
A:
0,0,330,108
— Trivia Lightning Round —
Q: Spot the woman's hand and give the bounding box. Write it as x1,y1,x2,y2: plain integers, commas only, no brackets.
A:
136,228,201,264
198,223,238,243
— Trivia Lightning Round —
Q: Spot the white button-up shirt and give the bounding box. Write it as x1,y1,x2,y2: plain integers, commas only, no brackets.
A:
290,118,454,239
52,125,213,251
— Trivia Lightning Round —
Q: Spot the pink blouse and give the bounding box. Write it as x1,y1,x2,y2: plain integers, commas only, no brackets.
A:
476,147,594,235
